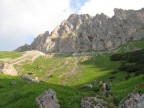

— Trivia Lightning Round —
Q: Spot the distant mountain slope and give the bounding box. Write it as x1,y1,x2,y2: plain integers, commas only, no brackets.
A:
16,8,144,53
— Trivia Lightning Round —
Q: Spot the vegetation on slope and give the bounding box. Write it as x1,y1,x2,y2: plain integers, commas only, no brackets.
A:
0,40,144,108
0,51,22,59
0,75,95,108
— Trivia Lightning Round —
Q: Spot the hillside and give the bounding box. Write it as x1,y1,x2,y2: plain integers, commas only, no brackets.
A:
0,51,45,76
0,40,144,108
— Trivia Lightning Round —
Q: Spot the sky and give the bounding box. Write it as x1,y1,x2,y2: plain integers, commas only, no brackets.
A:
0,0,144,51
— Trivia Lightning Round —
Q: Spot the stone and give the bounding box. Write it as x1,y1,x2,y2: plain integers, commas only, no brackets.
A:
119,92,144,108
36,89,60,108
21,74,33,81
81,96,108,108
33,77,39,82
16,8,144,53
81,84,93,89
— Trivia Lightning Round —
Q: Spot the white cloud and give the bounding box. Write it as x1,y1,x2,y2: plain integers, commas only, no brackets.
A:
0,0,72,50
78,0,144,17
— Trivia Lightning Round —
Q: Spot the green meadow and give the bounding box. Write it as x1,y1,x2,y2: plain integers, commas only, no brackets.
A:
0,40,144,108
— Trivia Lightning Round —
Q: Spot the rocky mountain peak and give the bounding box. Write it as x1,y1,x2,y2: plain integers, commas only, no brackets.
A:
16,8,144,53
67,14,92,22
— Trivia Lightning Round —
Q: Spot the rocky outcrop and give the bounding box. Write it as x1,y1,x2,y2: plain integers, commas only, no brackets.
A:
15,31,49,52
21,74,33,81
16,8,144,53
16,44,31,52
119,92,144,108
0,51,45,76
81,96,109,108
21,74,39,82
36,89,60,108
31,31,49,52
0,63,17,76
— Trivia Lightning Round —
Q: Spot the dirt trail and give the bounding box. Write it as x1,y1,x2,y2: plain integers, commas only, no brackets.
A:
0,50,45,76
43,57,70,79
57,56,89,85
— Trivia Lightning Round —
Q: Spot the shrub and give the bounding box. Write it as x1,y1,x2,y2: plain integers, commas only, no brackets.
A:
134,72,139,76
126,65,138,72
119,63,129,71
125,73,131,80
109,76,116,79
92,85,100,92
49,74,53,77
138,59,144,64
110,54,123,61
127,56,140,63
111,71,118,74
112,97,120,106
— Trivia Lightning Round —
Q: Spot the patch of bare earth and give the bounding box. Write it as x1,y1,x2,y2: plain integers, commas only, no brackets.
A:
0,50,45,76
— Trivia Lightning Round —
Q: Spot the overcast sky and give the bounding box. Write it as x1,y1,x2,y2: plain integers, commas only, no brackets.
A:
0,0,144,51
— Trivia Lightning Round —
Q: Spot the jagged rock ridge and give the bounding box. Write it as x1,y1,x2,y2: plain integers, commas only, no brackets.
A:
16,8,144,53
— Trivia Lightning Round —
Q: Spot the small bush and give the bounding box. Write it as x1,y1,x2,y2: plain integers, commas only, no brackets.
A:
111,71,118,74
92,87,100,92
119,64,129,71
0,85,4,88
49,74,53,77
138,59,144,64
112,97,119,106
110,54,123,61
125,73,131,80
109,76,116,79
126,65,138,72
92,84,100,92
127,56,140,63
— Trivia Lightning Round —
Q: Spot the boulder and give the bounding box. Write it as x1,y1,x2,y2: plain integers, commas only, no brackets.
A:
36,89,60,108
119,92,144,108
81,96,108,108
21,74,33,81
33,77,39,82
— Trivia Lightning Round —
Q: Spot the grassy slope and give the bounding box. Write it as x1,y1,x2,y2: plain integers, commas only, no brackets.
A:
0,75,94,108
0,40,144,108
0,51,22,59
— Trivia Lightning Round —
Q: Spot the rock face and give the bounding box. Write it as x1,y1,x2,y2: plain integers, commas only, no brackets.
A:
16,44,31,52
36,89,60,108
16,8,144,53
119,92,144,108
81,96,108,108
31,31,49,52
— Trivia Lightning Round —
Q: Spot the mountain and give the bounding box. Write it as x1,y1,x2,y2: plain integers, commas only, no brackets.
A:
16,8,144,53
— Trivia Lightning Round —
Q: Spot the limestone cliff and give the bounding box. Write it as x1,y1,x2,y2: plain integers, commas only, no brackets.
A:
16,8,144,53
